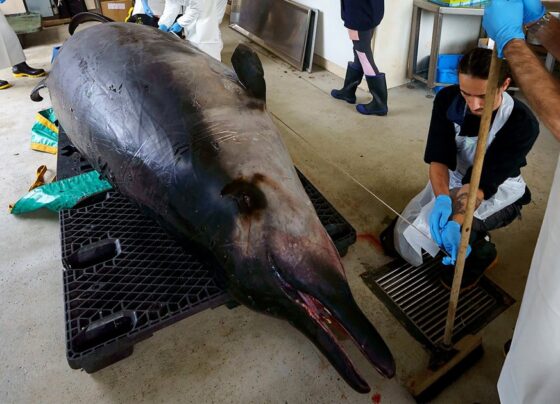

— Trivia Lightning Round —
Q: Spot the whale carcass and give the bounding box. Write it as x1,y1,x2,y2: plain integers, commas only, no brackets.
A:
33,22,395,392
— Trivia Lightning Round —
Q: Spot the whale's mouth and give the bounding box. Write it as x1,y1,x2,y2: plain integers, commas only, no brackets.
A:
270,258,395,393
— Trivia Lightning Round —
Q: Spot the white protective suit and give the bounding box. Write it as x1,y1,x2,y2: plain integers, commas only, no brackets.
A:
395,92,526,267
0,9,25,70
132,0,166,17
159,0,227,61
497,154,560,403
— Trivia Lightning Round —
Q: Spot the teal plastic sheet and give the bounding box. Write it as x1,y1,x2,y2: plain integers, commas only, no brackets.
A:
31,108,59,154
10,171,113,215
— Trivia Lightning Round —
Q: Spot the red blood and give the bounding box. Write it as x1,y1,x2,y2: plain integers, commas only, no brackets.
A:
372,393,381,404
357,233,383,252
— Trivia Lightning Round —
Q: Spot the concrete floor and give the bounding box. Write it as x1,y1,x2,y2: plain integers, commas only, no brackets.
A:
1,22,559,404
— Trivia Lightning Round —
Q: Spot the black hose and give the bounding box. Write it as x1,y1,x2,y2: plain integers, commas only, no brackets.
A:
69,12,114,35
30,79,47,102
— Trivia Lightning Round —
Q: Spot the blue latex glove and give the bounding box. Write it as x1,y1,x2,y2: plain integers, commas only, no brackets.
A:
158,24,169,32
441,221,472,266
522,0,546,24
430,195,452,247
170,22,183,34
483,0,525,58
0,0,5,4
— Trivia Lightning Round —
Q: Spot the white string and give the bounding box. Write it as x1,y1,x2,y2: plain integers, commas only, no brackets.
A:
270,111,450,257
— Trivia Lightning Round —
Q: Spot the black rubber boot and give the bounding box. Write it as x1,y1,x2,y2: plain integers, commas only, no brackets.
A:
440,237,498,292
356,74,388,116
331,62,363,104
12,62,46,78
0,80,11,90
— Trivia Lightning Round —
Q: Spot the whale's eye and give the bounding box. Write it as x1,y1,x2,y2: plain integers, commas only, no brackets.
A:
221,177,267,215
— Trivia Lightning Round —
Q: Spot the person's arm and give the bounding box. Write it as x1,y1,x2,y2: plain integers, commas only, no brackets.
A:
177,0,201,28
429,162,450,197
503,16,560,140
484,0,560,141
449,185,484,225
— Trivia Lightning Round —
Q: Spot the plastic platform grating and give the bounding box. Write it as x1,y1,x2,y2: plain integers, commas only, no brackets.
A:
360,253,514,352
57,127,357,372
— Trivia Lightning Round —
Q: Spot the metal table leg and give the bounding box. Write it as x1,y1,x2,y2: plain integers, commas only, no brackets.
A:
426,11,443,97
407,5,421,81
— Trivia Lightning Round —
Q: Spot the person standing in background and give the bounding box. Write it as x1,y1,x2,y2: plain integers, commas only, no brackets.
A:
0,0,46,90
158,0,224,61
331,0,387,116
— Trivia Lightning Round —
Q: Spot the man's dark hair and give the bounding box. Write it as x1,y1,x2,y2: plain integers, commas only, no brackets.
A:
458,47,511,87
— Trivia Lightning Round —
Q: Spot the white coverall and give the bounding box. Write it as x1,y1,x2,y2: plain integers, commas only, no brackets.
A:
0,9,25,70
132,0,166,17
497,154,560,403
159,0,227,61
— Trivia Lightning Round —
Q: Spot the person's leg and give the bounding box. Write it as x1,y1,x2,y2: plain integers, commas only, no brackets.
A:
354,29,388,116
12,61,46,78
441,191,529,291
330,29,363,104
0,9,23,88
0,79,11,90
352,29,379,76
0,9,45,78
472,202,524,234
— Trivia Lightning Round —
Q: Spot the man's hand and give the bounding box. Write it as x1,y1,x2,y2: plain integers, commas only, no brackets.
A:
158,24,169,32
522,0,546,25
430,195,452,247
441,221,472,266
483,0,525,58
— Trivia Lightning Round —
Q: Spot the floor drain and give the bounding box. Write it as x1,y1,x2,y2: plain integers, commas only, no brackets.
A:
361,253,514,350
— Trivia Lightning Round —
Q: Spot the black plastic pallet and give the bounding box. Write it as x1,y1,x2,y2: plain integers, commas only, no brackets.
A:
57,127,357,372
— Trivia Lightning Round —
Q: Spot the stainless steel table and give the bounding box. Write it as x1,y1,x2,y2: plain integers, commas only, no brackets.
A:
407,0,484,93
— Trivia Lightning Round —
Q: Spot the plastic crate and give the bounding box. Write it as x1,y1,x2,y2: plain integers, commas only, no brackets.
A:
57,127,357,372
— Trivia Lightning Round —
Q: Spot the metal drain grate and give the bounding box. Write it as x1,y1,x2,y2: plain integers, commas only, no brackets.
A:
361,253,514,350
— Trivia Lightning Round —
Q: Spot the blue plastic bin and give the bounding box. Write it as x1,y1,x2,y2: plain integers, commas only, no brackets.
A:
428,0,487,7
434,54,463,94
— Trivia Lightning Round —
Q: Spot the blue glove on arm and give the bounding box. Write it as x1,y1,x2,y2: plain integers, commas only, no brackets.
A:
0,0,6,4
522,0,546,24
170,22,183,33
141,0,153,17
159,24,169,32
430,195,453,247
441,221,472,266
483,0,525,58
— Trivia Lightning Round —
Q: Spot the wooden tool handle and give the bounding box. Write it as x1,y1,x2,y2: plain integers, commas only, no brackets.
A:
443,48,503,347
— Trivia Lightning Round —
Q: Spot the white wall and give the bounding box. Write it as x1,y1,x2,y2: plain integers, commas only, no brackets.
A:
416,11,481,70
289,0,354,70
290,0,483,89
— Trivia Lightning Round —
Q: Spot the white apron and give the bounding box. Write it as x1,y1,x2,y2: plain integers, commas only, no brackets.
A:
395,92,527,266
498,154,560,404
0,9,25,70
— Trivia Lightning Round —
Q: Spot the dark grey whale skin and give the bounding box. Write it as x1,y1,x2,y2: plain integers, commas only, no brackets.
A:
44,22,395,392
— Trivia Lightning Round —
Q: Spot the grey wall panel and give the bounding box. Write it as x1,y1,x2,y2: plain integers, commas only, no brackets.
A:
230,0,317,72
